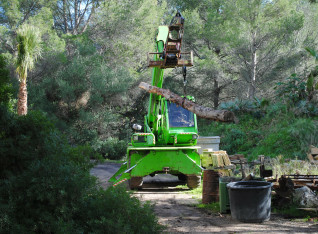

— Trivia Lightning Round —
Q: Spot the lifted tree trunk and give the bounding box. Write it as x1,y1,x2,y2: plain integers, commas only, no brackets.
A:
139,82,235,122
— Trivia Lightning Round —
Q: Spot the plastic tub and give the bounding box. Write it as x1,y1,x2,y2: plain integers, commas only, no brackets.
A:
227,181,272,223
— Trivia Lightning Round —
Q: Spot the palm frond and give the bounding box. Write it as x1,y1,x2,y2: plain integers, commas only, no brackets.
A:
16,24,42,81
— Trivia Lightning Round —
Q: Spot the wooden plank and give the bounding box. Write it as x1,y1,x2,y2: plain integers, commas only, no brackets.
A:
148,61,164,67
177,60,193,66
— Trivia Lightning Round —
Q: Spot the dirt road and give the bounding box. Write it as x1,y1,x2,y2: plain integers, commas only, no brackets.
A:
91,162,318,233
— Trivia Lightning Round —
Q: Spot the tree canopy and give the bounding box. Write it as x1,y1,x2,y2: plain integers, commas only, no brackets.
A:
0,0,317,157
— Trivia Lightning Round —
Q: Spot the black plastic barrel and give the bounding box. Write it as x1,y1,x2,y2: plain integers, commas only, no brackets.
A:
227,181,272,223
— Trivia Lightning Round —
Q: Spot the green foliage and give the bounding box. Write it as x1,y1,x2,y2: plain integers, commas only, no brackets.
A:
0,55,14,109
200,112,263,155
197,202,220,213
171,0,306,100
93,138,127,160
273,203,317,219
305,47,318,60
28,41,133,158
200,99,318,159
90,0,166,70
274,70,318,116
16,24,42,81
219,99,267,119
288,118,318,154
0,107,161,233
251,118,300,158
76,187,162,234
275,74,307,104
292,100,318,116
2,0,318,166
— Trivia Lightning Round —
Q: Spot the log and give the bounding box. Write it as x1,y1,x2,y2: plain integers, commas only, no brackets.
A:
139,82,235,122
310,145,318,155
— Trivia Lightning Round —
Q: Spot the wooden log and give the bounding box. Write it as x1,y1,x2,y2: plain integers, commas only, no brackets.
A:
310,145,318,155
139,82,235,122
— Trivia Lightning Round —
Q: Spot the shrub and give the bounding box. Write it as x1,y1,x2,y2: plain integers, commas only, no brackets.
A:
0,55,14,110
199,113,263,155
28,43,133,158
199,101,318,160
251,122,297,158
288,118,318,157
219,98,268,118
0,107,161,233
76,187,162,234
275,74,306,104
292,100,318,117
93,137,127,160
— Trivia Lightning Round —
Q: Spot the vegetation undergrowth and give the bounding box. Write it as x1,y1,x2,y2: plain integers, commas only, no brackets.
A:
196,202,220,213
176,184,221,213
0,106,162,233
271,155,318,177
272,204,318,220
199,98,318,160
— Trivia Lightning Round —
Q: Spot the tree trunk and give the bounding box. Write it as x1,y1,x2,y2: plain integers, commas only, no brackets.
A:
213,78,220,109
249,31,257,99
139,82,235,122
81,5,95,34
63,0,68,34
74,0,78,34
17,80,28,115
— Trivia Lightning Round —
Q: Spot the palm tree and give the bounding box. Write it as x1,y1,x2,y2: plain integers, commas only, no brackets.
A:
16,24,42,115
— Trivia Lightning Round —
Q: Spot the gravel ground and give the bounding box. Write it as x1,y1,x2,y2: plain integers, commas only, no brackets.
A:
91,162,318,233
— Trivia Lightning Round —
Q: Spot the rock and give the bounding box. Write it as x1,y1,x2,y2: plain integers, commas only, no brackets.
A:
293,186,318,208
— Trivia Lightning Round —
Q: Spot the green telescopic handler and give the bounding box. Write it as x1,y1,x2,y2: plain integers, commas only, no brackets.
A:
109,12,202,189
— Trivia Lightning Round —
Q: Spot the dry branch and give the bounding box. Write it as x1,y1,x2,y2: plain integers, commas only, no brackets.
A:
139,82,235,122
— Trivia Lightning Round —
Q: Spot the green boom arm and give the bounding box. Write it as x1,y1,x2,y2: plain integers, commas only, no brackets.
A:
146,26,169,133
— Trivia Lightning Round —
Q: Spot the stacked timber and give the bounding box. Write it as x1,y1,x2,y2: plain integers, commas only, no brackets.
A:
201,149,234,176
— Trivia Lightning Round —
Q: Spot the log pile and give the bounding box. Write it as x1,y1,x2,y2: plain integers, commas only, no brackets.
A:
201,149,234,176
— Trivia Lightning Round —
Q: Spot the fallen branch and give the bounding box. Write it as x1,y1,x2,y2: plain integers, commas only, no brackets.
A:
139,82,235,122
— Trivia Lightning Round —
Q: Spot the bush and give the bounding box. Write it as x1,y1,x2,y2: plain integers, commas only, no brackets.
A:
199,101,318,159
28,43,133,158
219,98,268,118
199,113,263,155
93,137,127,160
275,74,306,104
76,187,162,234
0,107,161,233
251,120,298,158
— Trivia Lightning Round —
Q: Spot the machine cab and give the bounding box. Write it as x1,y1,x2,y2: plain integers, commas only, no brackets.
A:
160,99,198,146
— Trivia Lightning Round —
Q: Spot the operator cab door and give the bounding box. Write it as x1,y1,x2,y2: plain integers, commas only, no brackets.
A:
164,101,198,145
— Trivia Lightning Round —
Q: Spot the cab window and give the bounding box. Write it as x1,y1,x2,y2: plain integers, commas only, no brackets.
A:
167,102,194,127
